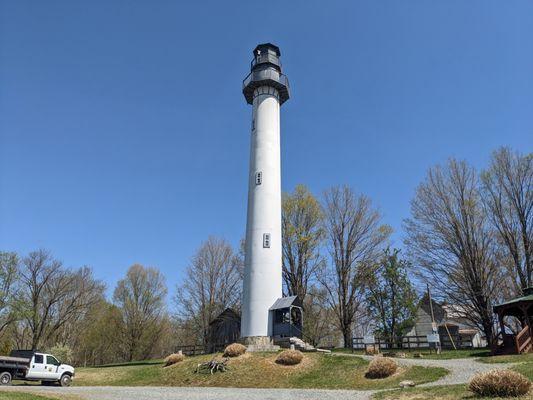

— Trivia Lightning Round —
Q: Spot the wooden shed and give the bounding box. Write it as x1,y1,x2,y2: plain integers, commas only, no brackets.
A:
206,308,241,353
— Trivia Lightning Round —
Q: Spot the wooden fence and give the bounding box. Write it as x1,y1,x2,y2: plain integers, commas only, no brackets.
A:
352,334,473,352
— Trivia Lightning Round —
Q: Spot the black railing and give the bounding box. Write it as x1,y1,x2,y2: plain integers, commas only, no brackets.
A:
242,69,289,90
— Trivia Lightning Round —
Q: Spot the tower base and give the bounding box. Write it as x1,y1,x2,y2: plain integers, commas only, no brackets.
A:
242,336,280,352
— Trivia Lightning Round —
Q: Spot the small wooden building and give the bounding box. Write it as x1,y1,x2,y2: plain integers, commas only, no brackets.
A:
493,287,533,354
206,308,241,353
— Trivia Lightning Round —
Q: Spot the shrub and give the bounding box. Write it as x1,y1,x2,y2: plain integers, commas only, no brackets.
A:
48,344,74,365
469,369,531,397
223,343,247,358
365,346,379,355
164,353,185,367
276,349,304,365
365,357,398,379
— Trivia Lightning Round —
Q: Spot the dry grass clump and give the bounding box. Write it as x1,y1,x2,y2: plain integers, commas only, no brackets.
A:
365,357,398,379
223,343,247,358
365,346,380,355
468,369,531,397
164,352,185,367
275,349,304,365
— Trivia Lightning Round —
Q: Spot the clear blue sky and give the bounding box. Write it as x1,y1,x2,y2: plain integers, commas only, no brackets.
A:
1,1,532,298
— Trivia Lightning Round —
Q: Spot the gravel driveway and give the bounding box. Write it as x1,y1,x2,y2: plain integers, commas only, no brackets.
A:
1,355,515,400
0,386,376,400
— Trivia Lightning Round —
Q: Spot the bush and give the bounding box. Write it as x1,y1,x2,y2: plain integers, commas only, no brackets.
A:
276,349,304,365
48,344,74,365
164,353,185,367
365,357,398,379
223,343,247,358
469,369,531,397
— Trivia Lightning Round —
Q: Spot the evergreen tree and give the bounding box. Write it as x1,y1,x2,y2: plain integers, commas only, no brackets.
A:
366,248,417,344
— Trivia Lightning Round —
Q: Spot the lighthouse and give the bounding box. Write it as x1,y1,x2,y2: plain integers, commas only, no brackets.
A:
241,43,290,346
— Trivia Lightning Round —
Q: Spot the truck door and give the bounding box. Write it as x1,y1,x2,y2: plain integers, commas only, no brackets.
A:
45,355,61,379
26,354,47,379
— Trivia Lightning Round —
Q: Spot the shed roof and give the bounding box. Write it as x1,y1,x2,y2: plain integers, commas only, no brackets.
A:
209,308,240,325
269,296,302,310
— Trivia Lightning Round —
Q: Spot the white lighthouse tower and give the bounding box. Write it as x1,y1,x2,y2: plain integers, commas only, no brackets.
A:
241,43,290,346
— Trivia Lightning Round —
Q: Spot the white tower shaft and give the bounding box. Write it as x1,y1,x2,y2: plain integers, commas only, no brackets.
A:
241,86,282,338
241,43,289,342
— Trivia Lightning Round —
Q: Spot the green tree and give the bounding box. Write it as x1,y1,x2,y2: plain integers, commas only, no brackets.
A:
366,248,417,344
0,252,19,336
114,264,167,361
282,185,324,301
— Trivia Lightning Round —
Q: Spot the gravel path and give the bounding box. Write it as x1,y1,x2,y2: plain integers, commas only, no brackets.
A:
1,355,515,400
0,386,376,400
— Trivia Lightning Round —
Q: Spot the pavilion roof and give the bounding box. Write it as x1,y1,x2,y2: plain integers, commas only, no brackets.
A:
493,287,533,316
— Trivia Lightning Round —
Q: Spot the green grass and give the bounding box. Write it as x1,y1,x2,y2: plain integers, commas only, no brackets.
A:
477,353,533,381
74,352,448,390
0,393,78,400
289,355,448,390
373,384,533,400
478,353,533,364
514,362,533,380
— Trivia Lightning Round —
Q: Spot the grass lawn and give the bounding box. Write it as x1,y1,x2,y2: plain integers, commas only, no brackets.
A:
0,393,79,400
475,353,533,381
373,384,533,400
477,353,533,364
74,352,448,390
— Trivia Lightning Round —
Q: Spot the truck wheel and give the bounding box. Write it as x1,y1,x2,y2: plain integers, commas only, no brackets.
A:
0,372,12,386
60,374,72,387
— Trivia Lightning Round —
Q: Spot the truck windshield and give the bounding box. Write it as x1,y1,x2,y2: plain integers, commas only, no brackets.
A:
47,356,60,366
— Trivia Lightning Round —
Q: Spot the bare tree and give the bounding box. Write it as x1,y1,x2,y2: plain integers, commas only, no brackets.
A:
113,264,167,361
404,159,502,346
320,186,390,348
19,250,105,350
481,148,533,295
282,185,324,301
0,252,19,336
302,286,338,347
174,236,242,346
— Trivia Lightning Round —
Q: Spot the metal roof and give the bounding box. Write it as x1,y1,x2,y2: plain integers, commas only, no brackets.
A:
269,296,302,310
494,294,533,309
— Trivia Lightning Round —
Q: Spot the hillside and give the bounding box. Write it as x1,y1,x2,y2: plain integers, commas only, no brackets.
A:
74,352,447,390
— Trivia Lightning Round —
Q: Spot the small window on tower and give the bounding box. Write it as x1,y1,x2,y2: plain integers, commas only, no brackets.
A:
251,119,255,131
263,233,271,248
255,171,262,185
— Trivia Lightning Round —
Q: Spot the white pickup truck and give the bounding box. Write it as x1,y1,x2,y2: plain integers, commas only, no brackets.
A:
0,350,75,386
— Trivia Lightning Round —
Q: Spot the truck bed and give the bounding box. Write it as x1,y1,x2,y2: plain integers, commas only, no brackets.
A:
0,355,30,365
